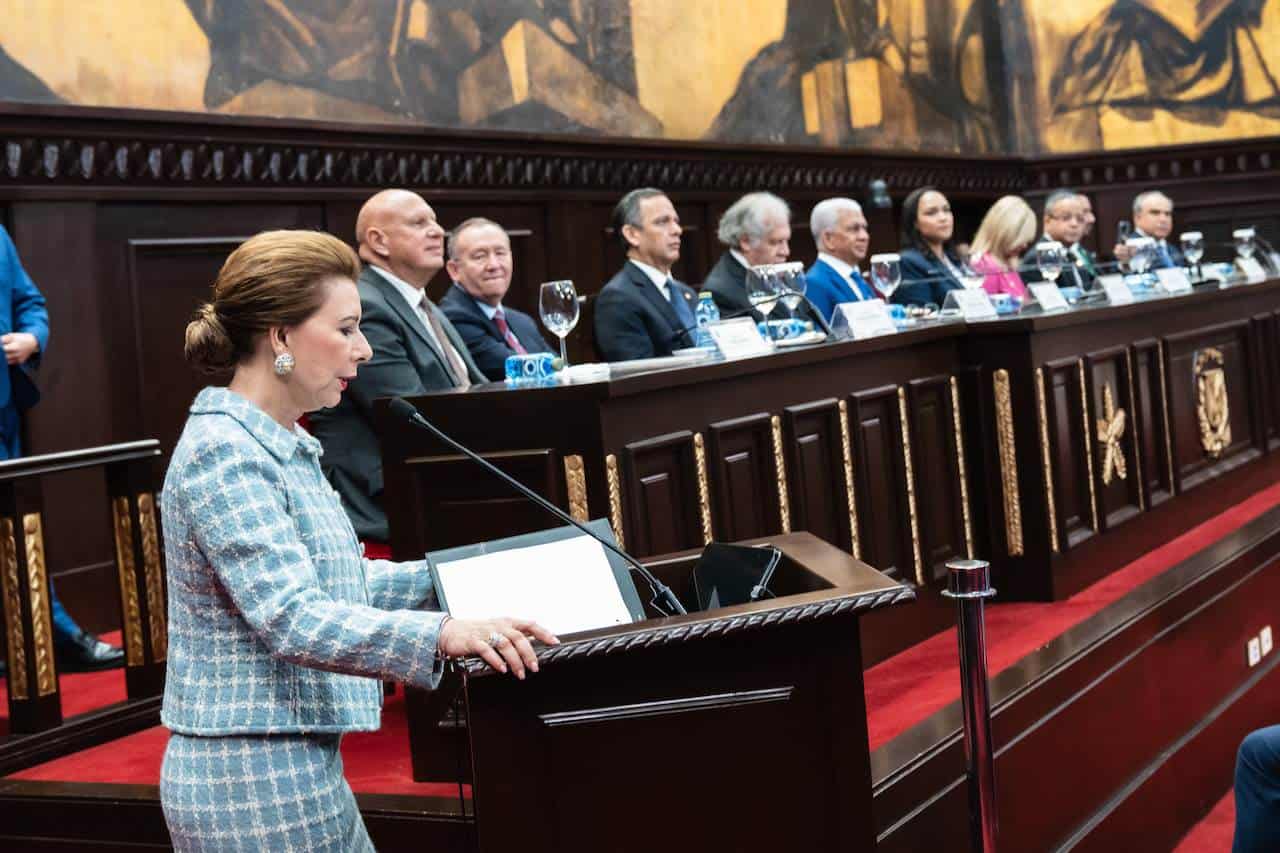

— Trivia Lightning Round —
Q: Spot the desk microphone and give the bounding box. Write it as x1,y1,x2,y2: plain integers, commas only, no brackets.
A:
388,397,688,616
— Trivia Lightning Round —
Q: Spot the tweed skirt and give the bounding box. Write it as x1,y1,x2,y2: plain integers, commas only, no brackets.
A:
160,732,375,852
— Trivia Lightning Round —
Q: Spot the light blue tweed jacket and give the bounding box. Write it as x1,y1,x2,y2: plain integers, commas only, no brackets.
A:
160,387,446,735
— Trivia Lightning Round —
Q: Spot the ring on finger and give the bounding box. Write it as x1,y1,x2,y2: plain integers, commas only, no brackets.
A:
487,630,506,647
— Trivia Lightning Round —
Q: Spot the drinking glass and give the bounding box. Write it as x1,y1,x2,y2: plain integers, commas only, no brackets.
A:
776,263,807,313
1180,231,1204,277
1126,237,1155,276
1234,227,1257,261
1035,241,1066,285
746,265,779,318
959,263,985,290
869,253,902,300
538,279,579,366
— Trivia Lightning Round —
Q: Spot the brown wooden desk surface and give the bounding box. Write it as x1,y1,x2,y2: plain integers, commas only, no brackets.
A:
379,277,1280,661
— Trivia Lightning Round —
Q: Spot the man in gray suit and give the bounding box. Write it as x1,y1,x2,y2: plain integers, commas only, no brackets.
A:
309,189,484,545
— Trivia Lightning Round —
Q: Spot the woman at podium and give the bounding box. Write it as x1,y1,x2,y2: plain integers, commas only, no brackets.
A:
157,230,557,852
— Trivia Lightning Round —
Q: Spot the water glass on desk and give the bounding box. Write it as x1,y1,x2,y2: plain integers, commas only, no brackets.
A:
746,266,779,318
539,279,579,366
1035,240,1066,286
870,253,902,301
1181,231,1204,280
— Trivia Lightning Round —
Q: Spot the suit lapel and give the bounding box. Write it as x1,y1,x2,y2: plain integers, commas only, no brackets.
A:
629,262,686,337
362,267,450,372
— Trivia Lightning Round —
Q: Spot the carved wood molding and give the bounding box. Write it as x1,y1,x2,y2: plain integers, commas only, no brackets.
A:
0,109,1025,194
459,584,916,675
1026,139,1280,193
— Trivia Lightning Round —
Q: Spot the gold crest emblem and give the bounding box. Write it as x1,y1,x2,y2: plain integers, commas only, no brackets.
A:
1195,347,1231,459
1095,382,1127,486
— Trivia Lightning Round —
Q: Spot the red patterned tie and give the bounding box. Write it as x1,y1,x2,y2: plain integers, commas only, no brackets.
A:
493,308,527,355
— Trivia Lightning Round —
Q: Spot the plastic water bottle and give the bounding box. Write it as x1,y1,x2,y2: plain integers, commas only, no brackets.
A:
694,292,720,348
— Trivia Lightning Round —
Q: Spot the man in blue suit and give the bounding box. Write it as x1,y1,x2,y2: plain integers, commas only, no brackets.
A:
440,217,554,381
804,197,876,323
0,226,123,672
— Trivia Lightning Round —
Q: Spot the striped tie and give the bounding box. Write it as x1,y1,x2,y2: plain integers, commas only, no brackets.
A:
493,308,527,355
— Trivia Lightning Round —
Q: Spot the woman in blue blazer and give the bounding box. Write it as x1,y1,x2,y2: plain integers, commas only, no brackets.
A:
892,186,968,307
161,231,557,852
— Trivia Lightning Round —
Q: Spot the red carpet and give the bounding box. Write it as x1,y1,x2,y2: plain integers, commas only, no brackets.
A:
6,481,1280,804
0,631,129,735
8,688,469,799
864,480,1280,751
1173,789,1235,852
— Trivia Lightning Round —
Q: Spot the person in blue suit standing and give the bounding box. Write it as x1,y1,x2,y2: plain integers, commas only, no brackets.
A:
439,217,554,382
804,197,877,322
0,225,123,672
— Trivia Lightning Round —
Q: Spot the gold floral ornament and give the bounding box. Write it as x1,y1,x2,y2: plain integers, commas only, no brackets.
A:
1195,348,1231,459
1095,382,1127,486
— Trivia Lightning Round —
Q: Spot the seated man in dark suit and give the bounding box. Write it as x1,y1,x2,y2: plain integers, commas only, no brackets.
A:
805,197,876,322
439,217,554,381
1022,189,1094,290
1114,190,1184,270
309,189,485,546
702,191,800,322
593,188,699,362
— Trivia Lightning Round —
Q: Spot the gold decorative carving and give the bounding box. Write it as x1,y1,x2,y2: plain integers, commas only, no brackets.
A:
1195,347,1232,459
1158,340,1176,492
562,455,589,523
1126,350,1145,509
897,388,924,584
605,454,625,550
838,400,861,560
692,433,713,545
111,496,146,667
0,517,28,700
949,377,975,559
992,369,1024,557
1095,382,1128,487
1034,368,1060,553
770,415,792,534
137,492,168,662
23,513,56,696
1078,361,1100,531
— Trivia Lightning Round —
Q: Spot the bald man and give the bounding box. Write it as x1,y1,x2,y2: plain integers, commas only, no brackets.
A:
309,189,484,545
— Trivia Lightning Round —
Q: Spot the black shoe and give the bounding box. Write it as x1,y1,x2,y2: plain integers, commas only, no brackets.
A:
54,630,125,673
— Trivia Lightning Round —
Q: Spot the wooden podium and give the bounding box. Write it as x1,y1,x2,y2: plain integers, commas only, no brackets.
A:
406,532,913,852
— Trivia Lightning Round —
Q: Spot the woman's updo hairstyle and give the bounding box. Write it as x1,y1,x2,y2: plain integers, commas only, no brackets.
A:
185,230,360,374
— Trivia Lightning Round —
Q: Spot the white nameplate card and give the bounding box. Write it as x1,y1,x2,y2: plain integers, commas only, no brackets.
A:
1028,283,1068,312
1155,267,1192,293
435,536,632,636
1238,256,1268,283
708,317,773,359
833,300,897,340
949,288,997,320
1098,274,1134,305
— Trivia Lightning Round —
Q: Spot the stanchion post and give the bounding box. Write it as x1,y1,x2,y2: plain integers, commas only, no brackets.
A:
941,558,999,852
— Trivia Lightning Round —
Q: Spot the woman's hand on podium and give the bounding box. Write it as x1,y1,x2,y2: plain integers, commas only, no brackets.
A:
438,616,560,679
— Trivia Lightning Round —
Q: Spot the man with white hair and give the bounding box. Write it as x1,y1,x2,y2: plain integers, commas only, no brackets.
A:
702,191,814,322
1115,190,1183,269
805,197,875,321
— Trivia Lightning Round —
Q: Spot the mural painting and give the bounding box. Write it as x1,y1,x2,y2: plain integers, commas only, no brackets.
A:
1023,0,1280,151
0,0,1278,154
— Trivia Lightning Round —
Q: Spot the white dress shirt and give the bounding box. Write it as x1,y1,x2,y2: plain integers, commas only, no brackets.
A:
629,258,674,301
369,265,448,353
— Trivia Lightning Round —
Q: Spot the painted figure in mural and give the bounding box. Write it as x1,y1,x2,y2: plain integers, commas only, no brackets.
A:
1050,0,1280,123
0,46,60,103
183,0,659,135
707,0,1001,151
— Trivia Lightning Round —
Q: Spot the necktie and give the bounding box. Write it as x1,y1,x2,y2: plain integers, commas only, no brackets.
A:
493,308,527,355
667,281,695,339
850,269,873,300
1074,246,1098,277
1157,242,1175,269
420,295,471,389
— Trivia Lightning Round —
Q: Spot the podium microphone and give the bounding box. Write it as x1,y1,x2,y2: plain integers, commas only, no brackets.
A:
388,397,688,616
